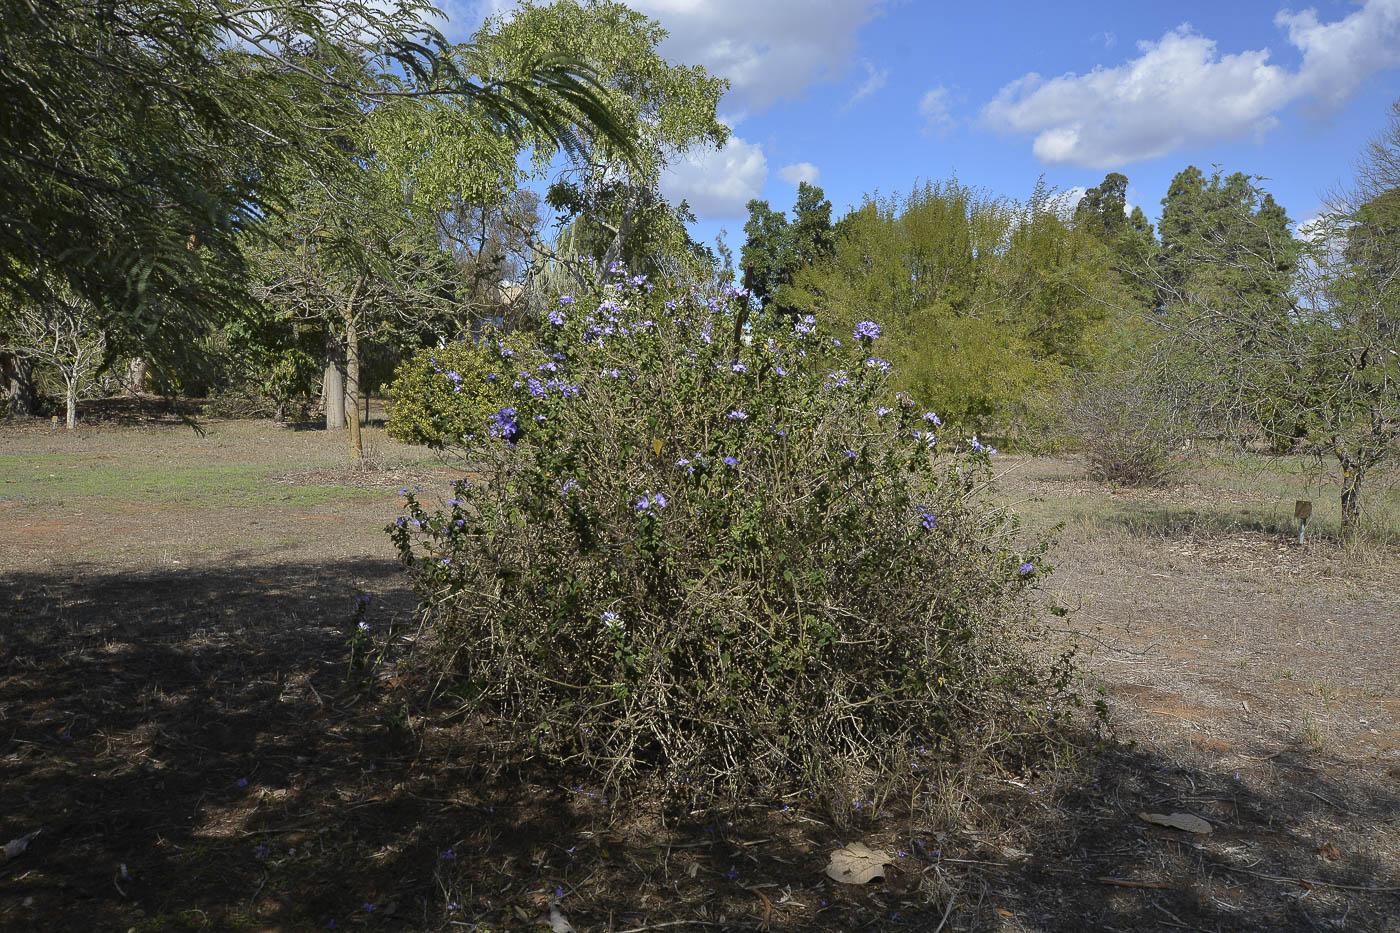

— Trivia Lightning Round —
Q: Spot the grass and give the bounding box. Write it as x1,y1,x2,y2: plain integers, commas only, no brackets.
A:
0,453,360,508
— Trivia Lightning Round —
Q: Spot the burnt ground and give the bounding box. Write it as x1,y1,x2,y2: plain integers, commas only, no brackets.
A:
1,410,1398,932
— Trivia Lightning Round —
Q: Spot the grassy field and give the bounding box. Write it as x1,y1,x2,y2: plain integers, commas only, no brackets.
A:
2,406,1398,932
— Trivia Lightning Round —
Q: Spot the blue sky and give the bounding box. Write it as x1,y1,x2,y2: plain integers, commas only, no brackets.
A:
441,0,1400,249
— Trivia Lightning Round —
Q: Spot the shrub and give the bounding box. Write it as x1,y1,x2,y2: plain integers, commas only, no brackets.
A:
385,340,504,447
390,272,1083,814
1063,369,1188,487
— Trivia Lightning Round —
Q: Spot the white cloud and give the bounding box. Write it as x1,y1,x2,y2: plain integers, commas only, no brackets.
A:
660,135,768,218
983,0,1400,168
844,59,890,110
778,162,821,185
594,0,886,117
442,1,885,117
919,86,954,136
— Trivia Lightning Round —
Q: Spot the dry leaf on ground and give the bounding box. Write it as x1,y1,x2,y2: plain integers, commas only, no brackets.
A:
2,832,36,861
825,842,893,884
1139,811,1212,834
549,903,576,933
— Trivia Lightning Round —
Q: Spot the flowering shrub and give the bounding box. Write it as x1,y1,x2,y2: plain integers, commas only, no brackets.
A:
390,272,1082,812
385,341,504,448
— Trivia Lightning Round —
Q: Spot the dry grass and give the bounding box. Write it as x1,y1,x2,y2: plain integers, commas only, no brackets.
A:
2,415,1398,931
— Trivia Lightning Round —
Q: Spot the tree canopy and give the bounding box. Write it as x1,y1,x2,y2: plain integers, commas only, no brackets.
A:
0,0,633,376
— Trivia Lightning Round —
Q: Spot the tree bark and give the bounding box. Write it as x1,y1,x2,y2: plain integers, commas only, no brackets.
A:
346,314,362,459
1339,456,1365,535
2,352,39,417
65,378,77,429
324,356,346,430
126,357,148,396
344,276,365,460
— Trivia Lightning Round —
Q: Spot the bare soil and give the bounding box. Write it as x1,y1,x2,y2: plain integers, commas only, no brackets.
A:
2,411,1397,932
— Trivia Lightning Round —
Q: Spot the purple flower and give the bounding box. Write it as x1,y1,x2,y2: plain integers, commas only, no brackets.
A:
876,407,891,417
559,295,575,306
853,320,881,340
727,409,747,420
1019,562,1034,575
675,457,691,467
441,848,455,859
236,777,249,788
560,479,578,497
865,357,891,373
918,507,937,531
723,456,738,467
844,449,857,458
489,407,520,441
922,411,942,425
731,360,748,374
636,491,667,511
548,309,565,326
601,611,622,631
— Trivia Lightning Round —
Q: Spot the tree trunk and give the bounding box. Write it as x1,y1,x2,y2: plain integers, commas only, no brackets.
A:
65,378,77,429
346,314,362,459
126,357,148,396
2,352,39,417
324,357,346,430
1340,457,1365,536
344,276,365,460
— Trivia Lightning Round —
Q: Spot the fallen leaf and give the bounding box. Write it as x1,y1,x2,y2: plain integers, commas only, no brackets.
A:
549,903,576,933
1139,811,1212,834
1316,842,1342,860
995,907,1016,918
825,842,893,884
3,832,36,861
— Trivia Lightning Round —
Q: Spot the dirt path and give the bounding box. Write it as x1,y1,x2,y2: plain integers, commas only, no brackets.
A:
2,420,1397,931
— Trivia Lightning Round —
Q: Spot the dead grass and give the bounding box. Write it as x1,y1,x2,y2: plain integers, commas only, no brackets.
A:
2,418,1398,931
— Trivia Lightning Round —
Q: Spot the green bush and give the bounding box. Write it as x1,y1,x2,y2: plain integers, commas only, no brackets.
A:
390,273,1084,814
385,340,504,447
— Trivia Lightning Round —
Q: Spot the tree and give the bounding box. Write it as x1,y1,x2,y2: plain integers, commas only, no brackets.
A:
2,286,106,428
1,0,633,380
477,0,728,290
740,182,835,315
786,180,1128,434
1143,140,1398,533
1074,172,1129,240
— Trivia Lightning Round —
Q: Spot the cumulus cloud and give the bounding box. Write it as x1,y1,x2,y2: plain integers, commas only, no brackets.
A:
444,1,886,117
983,0,1400,168
583,0,885,118
660,135,768,218
919,86,955,136
778,162,821,185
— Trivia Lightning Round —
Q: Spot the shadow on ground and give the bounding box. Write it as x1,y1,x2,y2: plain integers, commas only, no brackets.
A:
1,561,1396,932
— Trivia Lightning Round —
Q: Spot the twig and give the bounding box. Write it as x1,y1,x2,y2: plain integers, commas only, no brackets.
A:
746,886,772,931
1215,864,1400,892
1305,788,1359,816
1096,876,1173,889
612,922,751,933
931,890,957,933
